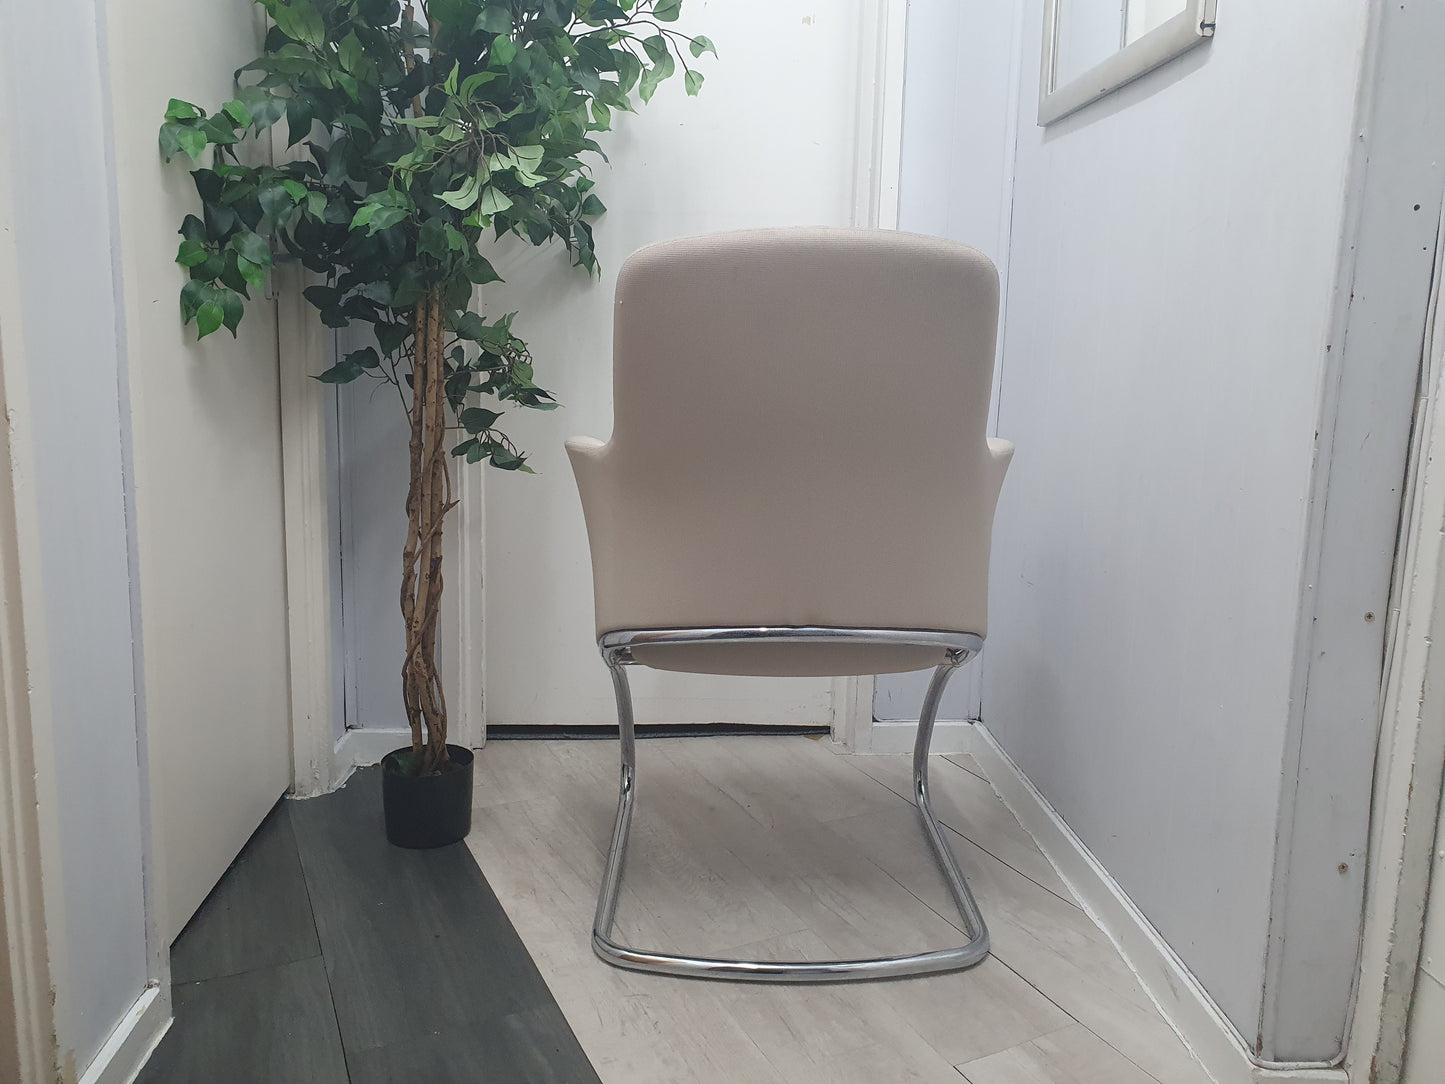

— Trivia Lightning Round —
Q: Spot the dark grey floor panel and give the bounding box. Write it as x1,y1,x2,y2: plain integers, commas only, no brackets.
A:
288,768,570,1055
347,1003,602,1084
170,801,320,984
136,957,348,1084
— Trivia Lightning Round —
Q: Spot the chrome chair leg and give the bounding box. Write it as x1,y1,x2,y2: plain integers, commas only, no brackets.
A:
590,649,990,982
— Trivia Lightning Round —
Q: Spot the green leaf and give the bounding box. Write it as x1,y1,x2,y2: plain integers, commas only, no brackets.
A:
305,191,327,217
443,61,460,94
176,240,209,267
285,94,315,146
222,99,253,126
283,179,308,203
376,322,410,355
180,280,208,322
366,205,408,234
453,312,490,340
391,272,425,309
237,255,266,291
475,187,513,216
641,34,669,64
196,301,224,339
689,34,716,58
249,93,287,129
439,173,481,210
355,281,394,305
165,98,201,121
639,51,674,103
303,285,342,310
474,6,511,34
350,203,378,229
338,31,366,74
460,407,502,432
316,358,365,383
460,70,501,99
273,1,327,47
490,34,517,67
345,346,380,369
231,232,271,266
615,50,642,94
218,288,245,334
466,255,502,285
158,123,182,161
654,0,682,21
512,145,544,173
684,69,703,96
177,126,208,162
258,184,293,227
417,218,449,259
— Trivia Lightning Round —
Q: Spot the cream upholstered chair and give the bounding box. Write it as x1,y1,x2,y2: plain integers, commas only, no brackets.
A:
567,228,1013,982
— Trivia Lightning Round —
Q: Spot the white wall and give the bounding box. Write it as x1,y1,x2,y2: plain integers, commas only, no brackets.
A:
108,0,294,939
0,1,153,1074
983,0,1375,1051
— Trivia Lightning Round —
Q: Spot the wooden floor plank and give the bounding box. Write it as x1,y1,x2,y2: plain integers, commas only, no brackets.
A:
958,1023,1157,1084
346,1002,600,1084
945,752,991,781
469,736,1209,1084
289,766,592,1077
137,957,348,1084
842,750,1075,904
169,801,320,984
825,794,1207,1084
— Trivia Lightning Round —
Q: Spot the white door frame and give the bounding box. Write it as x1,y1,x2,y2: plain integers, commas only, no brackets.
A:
0,288,63,1084
1346,196,1445,1082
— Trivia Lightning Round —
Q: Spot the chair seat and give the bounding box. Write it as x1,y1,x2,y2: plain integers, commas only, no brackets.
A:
626,640,951,677
607,626,982,677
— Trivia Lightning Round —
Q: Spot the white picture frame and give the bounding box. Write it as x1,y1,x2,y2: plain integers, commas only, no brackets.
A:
1038,0,1215,125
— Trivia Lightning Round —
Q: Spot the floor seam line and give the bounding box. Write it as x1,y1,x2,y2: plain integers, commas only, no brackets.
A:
169,949,327,988
861,758,1083,910
984,941,1174,1084
287,800,356,1083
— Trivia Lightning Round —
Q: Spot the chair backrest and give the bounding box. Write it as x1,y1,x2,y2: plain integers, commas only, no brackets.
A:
569,228,1010,661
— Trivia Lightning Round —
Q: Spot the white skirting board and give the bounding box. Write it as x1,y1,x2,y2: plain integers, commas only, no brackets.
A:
326,727,425,794
77,984,169,1084
857,718,975,755
966,724,1348,1084
326,727,496,795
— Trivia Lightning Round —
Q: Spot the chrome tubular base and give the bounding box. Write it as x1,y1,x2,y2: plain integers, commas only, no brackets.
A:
591,627,991,983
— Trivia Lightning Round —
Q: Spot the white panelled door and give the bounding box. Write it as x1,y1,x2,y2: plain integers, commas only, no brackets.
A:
108,0,295,942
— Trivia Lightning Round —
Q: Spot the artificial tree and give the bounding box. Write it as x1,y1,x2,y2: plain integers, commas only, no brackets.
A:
160,0,707,776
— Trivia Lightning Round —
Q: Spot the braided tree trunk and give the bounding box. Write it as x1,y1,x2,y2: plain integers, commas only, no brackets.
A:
401,289,455,774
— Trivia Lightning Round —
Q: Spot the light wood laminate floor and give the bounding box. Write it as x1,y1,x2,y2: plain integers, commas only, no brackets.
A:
468,736,1211,1084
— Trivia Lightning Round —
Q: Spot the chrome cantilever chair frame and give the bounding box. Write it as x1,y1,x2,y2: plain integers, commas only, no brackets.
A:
591,626,991,983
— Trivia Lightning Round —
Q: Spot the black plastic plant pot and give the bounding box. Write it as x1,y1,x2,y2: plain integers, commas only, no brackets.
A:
381,744,475,849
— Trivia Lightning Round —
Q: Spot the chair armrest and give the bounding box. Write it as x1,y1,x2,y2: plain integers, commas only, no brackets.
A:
565,436,608,459
987,436,1015,464
566,436,609,492
986,437,1014,504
